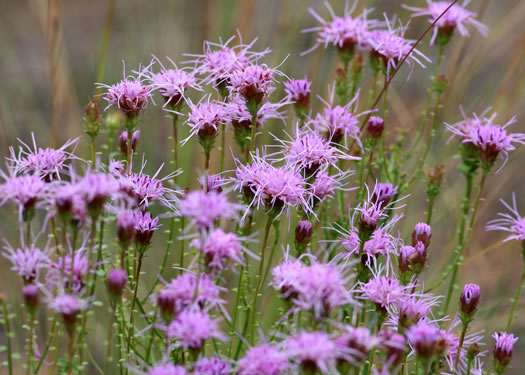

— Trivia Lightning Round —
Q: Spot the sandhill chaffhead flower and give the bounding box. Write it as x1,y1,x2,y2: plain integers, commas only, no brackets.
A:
3,245,50,283
178,190,241,230
167,309,225,350
237,344,288,375
486,193,525,242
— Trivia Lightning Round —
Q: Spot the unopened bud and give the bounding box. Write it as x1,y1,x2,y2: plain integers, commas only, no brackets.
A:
157,288,177,323
106,269,127,303
412,223,432,248
23,285,39,315
295,221,313,246
460,284,480,319
367,116,385,140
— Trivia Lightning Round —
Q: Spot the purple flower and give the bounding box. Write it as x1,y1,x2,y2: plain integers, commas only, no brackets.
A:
361,276,405,311
0,175,47,218
492,332,518,370
184,99,228,144
119,130,140,154
225,96,284,130
378,329,406,366
303,2,376,55
134,211,160,249
47,252,90,293
371,182,398,206
460,283,480,317
335,326,381,362
237,344,288,375
167,309,224,350
178,190,240,229
98,65,152,119
119,167,176,209
199,174,226,193
412,223,432,247
148,62,199,107
49,294,87,334
313,95,362,146
147,363,187,375
116,210,137,247
106,269,127,301
403,1,488,45
193,228,243,271
286,331,337,373
194,357,230,375
295,221,313,246
228,64,276,106
233,156,309,218
3,246,50,283
271,258,306,299
396,297,431,328
23,284,40,313
77,173,119,217
486,193,525,242
164,272,222,313
284,78,312,108
8,135,79,179
362,228,397,259
398,242,427,275
367,116,385,139
406,321,441,359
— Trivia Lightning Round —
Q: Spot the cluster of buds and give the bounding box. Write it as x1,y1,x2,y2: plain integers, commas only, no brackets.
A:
425,164,444,202
294,220,313,255
119,130,140,155
398,223,431,282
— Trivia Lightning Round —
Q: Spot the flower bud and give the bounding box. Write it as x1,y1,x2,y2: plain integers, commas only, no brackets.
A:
367,116,385,140
83,100,100,138
106,269,127,303
412,223,432,248
157,288,177,323
119,130,140,154
460,284,480,319
425,164,444,199
467,343,481,360
23,285,39,315
116,211,136,248
493,332,518,372
295,221,313,246
432,74,448,95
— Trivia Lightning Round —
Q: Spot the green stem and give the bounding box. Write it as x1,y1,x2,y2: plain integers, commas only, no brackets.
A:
426,196,435,225
26,316,35,375
228,264,245,356
1,299,13,375
172,115,179,183
178,217,186,275
103,307,116,374
220,123,226,172
248,112,258,161
33,316,57,375
453,320,469,372
505,260,525,331
90,136,97,167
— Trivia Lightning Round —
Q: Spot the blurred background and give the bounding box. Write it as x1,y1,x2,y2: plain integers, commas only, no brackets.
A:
1,0,525,373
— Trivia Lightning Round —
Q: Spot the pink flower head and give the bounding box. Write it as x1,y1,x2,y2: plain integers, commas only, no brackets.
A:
237,344,288,375
0,175,47,217
396,296,431,328
3,246,50,283
165,272,222,313
371,182,398,206
293,261,355,318
378,329,406,366
233,156,309,218
148,60,199,107
47,252,89,293
228,64,276,106
49,294,88,331
486,193,525,242
53,183,87,226
398,242,427,275
362,228,396,258
335,326,381,362
286,331,337,373
147,363,187,375
184,98,228,144
406,321,441,359
361,276,405,311
367,17,430,75
199,173,226,193
284,78,312,108
309,170,340,203
341,230,361,255
412,223,432,247
271,258,306,299
403,1,488,45
225,96,284,131
193,228,243,271
98,64,152,119
167,309,224,350
178,190,240,229
493,332,518,369
77,173,119,217
194,357,230,375
133,211,160,248
303,1,377,55
8,134,79,179
314,100,361,146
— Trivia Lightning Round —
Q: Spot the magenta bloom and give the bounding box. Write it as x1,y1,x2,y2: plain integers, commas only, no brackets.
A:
49,294,87,332
147,363,187,375
167,309,224,349
403,1,488,45
98,66,152,119
313,99,361,146
286,331,337,373
8,135,79,179
406,321,441,359
3,246,50,283
309,170,340,203
149,61,198,107
184,99,228,143
0,175,47,216
493,332,518,369
119,166,176,209
271,258,306,298
228,64,276,105
335,326,381,362
199,174,226,193
486,193,525,242
361,276,405,311
237,344,288,375
77,173,119,217
133,211,160,248
362,228,396,258
412,223,432,247
284,78,312,108
371,182,398,206
233,157,308,218
225,96,284,131
178,190,240,229
303,2,376,55
194,357,230,375
193,228,243,271
47,252,89,293
396,297,431,328
460,283,480,317
164,272,222,313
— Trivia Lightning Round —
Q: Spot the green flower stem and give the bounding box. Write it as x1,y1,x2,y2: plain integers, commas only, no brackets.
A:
229,264,245,357
179,216,186,275
172,114,179,183
442,170,487,314
26,316,35,375
426,195,435,225
127,251,144,359
453,319,469,373
261,221,280,293
220,123,226,172
33,316,57,375
90,135,97,167
248,112,258,162
505,257,525,331
103,306,116,374
1,299,13,375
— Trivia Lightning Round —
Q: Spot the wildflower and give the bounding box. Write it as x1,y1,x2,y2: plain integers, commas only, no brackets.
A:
47,252,90,293
178,190,240,229
98,65,152,120
193,228,243,271
303,2,376,58
77,173,119,218
3,246,49,283
367,18,429,74
116,210,137,248
199,174,226,193
147,363,187,375
0,175,47,220
8,135,79,179
398,242,427,276
459,283,480,319
157,288,177,323
167,309,224,350
341,230,361,255
295,220,313,248
378,329,406,366
362,228,396,259
271,258,306,299
184,99,228,152
49,294,87,336
119,130,140,154
361,276,405,312
486,193,525,243
233,157,309,218
228,64,276,109
284,78,312,109
134,211,160,250
371,183,398,206
237,344,288,375
22,284,40,315
119,166,176,209
412,223,432,248
286,331,337,373
164,272,222,313
492,332,518,372
194,357,230,375
406,321,442,359
396,297,431,328
403,1,488,46
335,326,381,362
367,116,385,140
53,183,87,226
149,62,198,108
106,269,127,303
